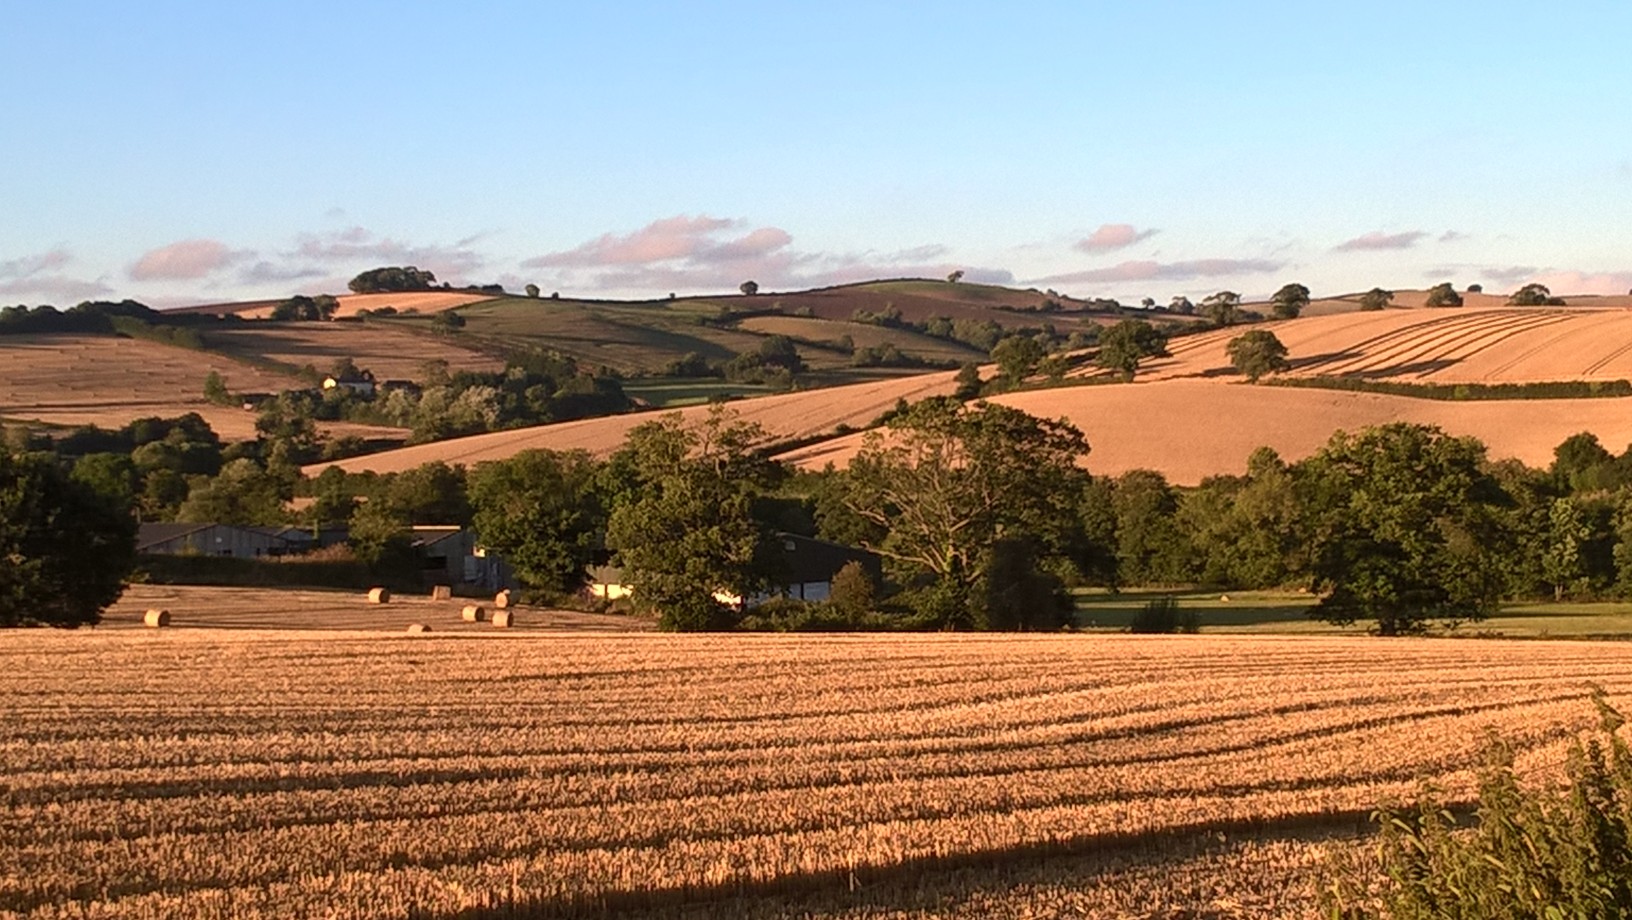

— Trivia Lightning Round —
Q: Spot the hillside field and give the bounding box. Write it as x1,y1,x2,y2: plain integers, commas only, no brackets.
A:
201,322,505,382
4,630,1629,918
0,334,406,442
307,368,963,475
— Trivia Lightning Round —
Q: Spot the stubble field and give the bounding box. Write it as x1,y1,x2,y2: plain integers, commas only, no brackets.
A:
3,631,1630,919
0,334,406,442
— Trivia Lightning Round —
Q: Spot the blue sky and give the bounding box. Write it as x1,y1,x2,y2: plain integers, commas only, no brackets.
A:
3,1,1630,307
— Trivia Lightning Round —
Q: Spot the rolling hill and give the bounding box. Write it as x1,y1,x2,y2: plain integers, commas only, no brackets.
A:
313,298,1632,484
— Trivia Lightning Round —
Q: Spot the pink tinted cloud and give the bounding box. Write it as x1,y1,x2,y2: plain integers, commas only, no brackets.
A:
523,215,743,268
525,219,1008,295
1333,231,1428,252
129,239,250,280
1075,224,1158,253
286,227,487,282
1035,258,1283,285
1526,270,1632,296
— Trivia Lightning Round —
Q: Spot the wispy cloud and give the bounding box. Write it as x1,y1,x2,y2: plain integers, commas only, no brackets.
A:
1033,258,1284,286
525,215,772,268
1074,223,1158,253
1527,269,1632,296
129,239,252,281
0,246,113,303
288,227,488,282
1333,230,1428,252
1438,230,1469,243
522,216,1008,295
1478,265,1538,284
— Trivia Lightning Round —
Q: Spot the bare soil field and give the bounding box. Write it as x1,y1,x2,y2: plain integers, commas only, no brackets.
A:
778,378,1632,483
0,334,405,441
203,323,504,381
308,368,963,475
104,584,651,632
2,631,1627,918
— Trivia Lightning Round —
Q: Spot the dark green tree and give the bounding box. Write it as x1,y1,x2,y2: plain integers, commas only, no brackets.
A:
1424,282,1464,307
1359,287,1394,311
739,280,759,296
1270,283,1310,319
469,450,604,595
837,398,1092,626
1,448,136,627
1508,282,1565,306
1202,291,1242,325
71,453,140,513
1225,329,1291,382
990,335,1045,385
176,459,289,525
953,362,983,400
349,266,437,294
1095,319,1170,380
604,408,781,630
1299,424,1509,634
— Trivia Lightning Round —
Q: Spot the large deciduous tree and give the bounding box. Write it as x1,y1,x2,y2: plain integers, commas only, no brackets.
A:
837,398,1091,627
603,407,781,631
1225,329,1291,382
1095,319,1169,380
1270,283,1310,319
1,448,137,628
469,450,604,595
1300,423,1510,635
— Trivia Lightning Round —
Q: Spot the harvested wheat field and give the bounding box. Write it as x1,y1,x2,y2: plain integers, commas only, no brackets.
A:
1142,306,1632,384
102,584,651,632
308,368,963,475
203,323,504,382
778,378,1632,484
0,334,403,441
226,291,497,320
2,632,1628,919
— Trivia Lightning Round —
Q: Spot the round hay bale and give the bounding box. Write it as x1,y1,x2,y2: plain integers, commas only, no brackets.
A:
491,610,514,628
429,585,452,601
461,604,487,623
406,623,431,633
367,587,391,604
493,590,512,609
143,608,170,628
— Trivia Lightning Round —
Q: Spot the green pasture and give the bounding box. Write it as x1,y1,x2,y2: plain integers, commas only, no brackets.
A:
1073,588,1632,639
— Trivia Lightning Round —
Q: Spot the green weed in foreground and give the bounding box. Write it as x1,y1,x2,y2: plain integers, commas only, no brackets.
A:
1327,691,1632,919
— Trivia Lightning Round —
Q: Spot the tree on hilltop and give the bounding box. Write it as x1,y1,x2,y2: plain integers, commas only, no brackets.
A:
1509,283,1566,306
1360,288,1394,311
348,266,437,294
1424,282,1464,308
739,280,759,296
1270,283,1310,320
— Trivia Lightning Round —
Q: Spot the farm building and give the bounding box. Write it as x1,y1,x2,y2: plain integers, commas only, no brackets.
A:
322,369,376,396
588,533,880,606
412,526,517,593
137,523,298,558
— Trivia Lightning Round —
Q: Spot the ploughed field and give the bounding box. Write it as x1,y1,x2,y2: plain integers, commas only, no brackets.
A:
4,633,1631,918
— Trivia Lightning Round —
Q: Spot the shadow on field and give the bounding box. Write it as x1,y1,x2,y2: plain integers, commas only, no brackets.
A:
423,810,1383,920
